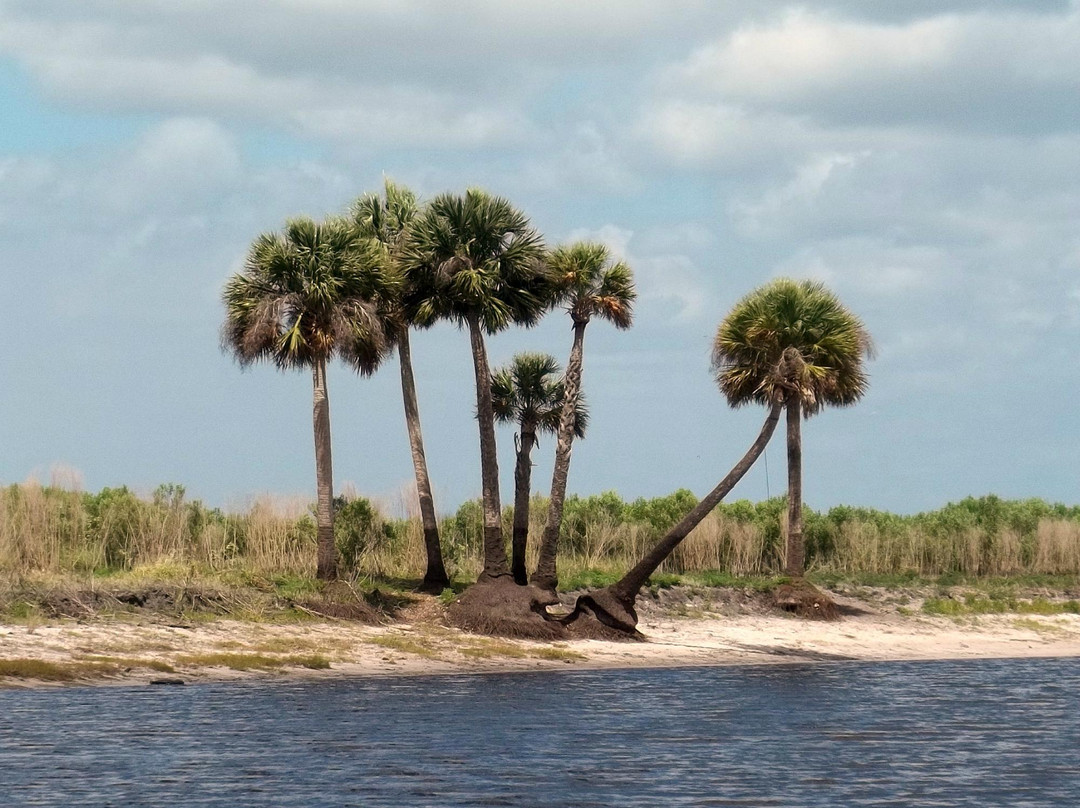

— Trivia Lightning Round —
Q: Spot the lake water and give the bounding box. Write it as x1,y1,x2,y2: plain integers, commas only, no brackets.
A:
1,657,1077,807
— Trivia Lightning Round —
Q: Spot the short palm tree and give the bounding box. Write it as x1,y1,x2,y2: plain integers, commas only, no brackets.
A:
492,352,588,584
403,189,551,581
222,216,396,580
352,180,449,592
532,242,635,591
713,278,872,578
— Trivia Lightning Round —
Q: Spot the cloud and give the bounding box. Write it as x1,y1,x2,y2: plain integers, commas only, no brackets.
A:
567,224,709,321
0,0,739,152
661,7,1080,134
732,151,868,233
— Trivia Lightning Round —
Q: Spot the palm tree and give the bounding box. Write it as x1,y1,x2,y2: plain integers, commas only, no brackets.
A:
581,398,783,633
492,352,588,585
712,278,873,578
403,189,551,581
532,242,635,592
222,216,395,580
352,180,449,592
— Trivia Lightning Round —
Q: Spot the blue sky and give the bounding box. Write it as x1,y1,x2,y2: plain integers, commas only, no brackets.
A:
1,0,1078,515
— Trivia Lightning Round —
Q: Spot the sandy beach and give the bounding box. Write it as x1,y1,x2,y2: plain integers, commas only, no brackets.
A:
3,588,1079,688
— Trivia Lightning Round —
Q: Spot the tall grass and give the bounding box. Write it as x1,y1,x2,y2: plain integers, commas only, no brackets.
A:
1,481,1078,582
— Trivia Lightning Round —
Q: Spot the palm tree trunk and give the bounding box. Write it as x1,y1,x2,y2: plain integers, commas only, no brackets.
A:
397,328,449,591
467,313,510,580
584,401,783,630
312,358,338,581
785,395,804,578
511,427,537,585
612,401,782,603
532,320,587,591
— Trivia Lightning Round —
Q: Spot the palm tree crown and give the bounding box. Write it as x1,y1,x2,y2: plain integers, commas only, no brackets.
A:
491,352,588,438
222,216,397,373
403,188,551,331
549,242,636,327
712,278,873,415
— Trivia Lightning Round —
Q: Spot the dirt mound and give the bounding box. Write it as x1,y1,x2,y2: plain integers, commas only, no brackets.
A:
446,578,566,640
774,580,840,620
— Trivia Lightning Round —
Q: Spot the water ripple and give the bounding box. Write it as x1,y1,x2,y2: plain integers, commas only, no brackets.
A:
0,657,1077,806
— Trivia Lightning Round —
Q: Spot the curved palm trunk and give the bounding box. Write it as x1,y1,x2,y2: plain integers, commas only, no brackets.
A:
397,328,449,591
313,358,338,581
785,396,804,578
511,427,537,585
583,401,783,630
467,314,510,580
532,320,587,591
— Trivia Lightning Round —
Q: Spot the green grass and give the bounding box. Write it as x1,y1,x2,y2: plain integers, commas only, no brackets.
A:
922,595,1080,616
174,653,331,671
363,634,441,659
79,656,176,673
556,568,622,591
688,570,788,590
0,659,118,681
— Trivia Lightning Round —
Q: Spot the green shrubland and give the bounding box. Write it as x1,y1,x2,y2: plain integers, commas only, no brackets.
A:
1,482,1079,588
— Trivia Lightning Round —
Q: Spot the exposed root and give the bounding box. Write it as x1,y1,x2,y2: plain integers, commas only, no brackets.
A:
568,588,639,631
446,577,566,640
773,579,840,621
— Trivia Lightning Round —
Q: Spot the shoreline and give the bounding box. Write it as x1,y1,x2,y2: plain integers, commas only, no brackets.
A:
3,600,1079,689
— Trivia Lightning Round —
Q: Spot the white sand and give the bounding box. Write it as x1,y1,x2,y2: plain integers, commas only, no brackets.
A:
2,599,1078,687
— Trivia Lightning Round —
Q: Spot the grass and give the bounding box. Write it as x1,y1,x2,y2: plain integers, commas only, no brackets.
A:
79,655,175,673
688,570,787,591
0,658,118,681
459,639,527,659
173,653,331,671
922,594,1080,616
363,634,442,660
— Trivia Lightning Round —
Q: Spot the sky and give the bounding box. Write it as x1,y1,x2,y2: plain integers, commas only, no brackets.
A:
1,0,1078,516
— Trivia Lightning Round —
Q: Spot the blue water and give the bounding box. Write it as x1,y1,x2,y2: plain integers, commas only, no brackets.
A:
1,657,1077,807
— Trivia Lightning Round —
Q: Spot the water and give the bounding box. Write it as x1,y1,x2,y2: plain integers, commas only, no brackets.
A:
0,657,1077,807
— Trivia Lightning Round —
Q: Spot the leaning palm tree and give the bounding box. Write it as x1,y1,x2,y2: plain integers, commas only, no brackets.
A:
713,278,873,578
492,352,588,585
570,284,856,633
532,242,635,592
352,180,449,592
403,189,551,581
222,216,396,580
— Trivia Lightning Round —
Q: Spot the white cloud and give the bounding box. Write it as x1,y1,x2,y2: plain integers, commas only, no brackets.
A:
774,238,960,298
732,151,868,233
567,224,708,321
660,7,1080,133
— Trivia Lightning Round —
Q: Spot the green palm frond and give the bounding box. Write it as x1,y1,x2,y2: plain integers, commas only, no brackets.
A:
222,215,399,376
489,352,587,438
402,189,552,334
548,241,637,328
711,278,873,416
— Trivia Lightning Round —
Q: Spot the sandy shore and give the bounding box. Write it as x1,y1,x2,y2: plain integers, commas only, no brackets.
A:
3,592,1079,688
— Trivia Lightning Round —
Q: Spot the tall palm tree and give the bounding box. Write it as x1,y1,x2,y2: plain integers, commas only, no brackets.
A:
712,278,873,578
352,180,449,592
532,242,635,592
222,216,395,580
492,352,588,585
403,189,551,581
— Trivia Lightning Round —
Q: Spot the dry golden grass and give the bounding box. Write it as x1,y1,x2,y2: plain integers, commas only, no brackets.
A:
1,481,1078,588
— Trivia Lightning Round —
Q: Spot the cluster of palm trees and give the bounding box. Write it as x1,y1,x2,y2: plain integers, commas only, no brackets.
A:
223,180,872,614
223,181,636,591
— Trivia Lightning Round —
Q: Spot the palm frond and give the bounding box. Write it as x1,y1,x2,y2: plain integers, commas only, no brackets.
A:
712,278,873,415
221,214,397,375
